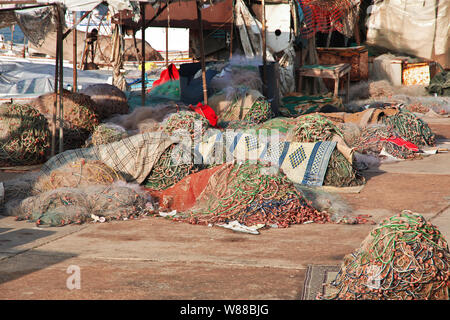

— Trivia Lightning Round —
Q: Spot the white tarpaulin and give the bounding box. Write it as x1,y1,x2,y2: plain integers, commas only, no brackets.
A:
0,57,110,96
366,0,449,68
36,0,134,12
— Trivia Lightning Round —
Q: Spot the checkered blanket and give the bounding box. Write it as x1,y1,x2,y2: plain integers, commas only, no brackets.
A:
196,132,336,186
41,132,178,184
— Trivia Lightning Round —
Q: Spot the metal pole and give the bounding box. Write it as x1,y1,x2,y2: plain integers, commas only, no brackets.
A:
261,0,267,96
73,11,77,92
141,3,146,107
196,0,208,104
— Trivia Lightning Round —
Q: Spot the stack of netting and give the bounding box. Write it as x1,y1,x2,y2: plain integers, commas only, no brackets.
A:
144,111,210,190
383,108,435,146
320,211,450,300
289,114,364,187
30,90,100,149
242,97,273,124
9,184,153,227
4,159,152,227
280,94,344,117
84,123,128,147
147,80,180,102
176,161,330,227
0,103,50,166
351,124,417,160
32,159,125,193
80,84,129,119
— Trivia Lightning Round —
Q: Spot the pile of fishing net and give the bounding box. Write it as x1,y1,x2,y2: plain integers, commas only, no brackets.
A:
143,111,210,190
147,80,180,102
6,182,153,227
210,63,263,93
32,158,126,194
30,90,100,149
80,84,129,120
161,110,210,140
350,124,418,160
280,93,344,117
368,80,395,99
0,103,50,166
210,89,272,125
288,114,365,187
383,108,435,146
320,211,450,300
173,161,330,228
84,123,128,147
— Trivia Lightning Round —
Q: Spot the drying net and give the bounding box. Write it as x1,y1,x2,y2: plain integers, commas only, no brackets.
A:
175,161,330,228
0,103,51,166
351,124,417,160
84,123,128,147
9,182,153,227
288,114,364,187
144,111,210,190
30,91,100,149
147,80,181,102
33,159,126,194
298,0,360,39
80,84,129,120
382,108,435,146
320,211,450,300
280,94,344,117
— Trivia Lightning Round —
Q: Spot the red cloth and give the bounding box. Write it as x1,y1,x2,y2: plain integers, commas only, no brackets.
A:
189,102,218,128
152,63,179,87
380,137,419,152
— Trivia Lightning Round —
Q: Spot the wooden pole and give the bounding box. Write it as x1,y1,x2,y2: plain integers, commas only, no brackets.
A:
141,3,146,107
261,0,267,96
229,0,235,59
165,26,169,68
196,0,208,104
73,11,77,92
51,5,59,157
56,5,64,153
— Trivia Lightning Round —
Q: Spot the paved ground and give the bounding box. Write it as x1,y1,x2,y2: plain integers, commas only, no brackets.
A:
0,115,449,300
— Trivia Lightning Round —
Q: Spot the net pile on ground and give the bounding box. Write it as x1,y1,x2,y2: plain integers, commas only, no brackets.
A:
30,90,100,149
320,211,450,300
80,84,129,120
33,158,126,194
144,111,210,190
84,123,128,147
288,114,364,187
0,103,50,166
351,125,417,160
383,108,435,146
280,94,344,117
175,161,330,228
8,183,153,227
147,80,180,102
242,97,273,124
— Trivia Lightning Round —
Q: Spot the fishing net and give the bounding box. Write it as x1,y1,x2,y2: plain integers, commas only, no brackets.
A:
351,124,417,160
289,113,344,142
30,91,100,150
243,97,273,124
382,108,435,146
298,0,360,39
84,123,128,147
161,110,210,140
147,80,180,102
288,114,364,187
320,211,450,300
175,161,330,228
33,159,126,194
0,103,51,166
280,94,344,117
8,182,153,227
368,80,395,99
79,84,129,120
